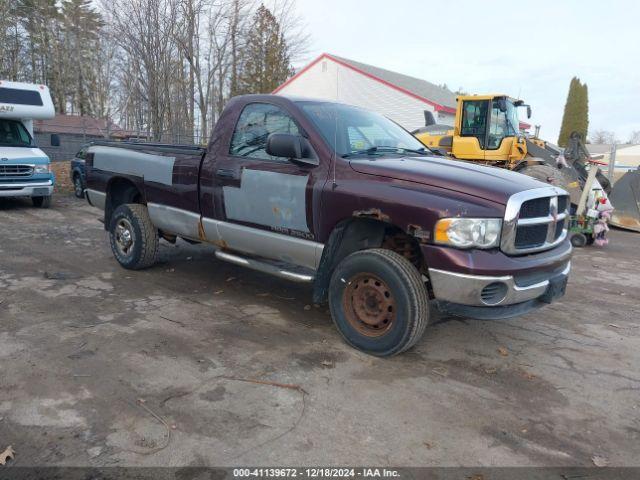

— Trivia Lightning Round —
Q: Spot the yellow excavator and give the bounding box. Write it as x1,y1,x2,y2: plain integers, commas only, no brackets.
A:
414,94,640,232
412,93,618,209
413,94,572,186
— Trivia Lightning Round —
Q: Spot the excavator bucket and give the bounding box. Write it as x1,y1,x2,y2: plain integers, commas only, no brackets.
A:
609,169,640,232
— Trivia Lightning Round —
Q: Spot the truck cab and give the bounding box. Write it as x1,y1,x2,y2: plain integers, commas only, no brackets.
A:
0,80,57,207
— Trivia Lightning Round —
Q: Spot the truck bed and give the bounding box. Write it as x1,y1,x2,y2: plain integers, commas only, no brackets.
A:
86,140,207,217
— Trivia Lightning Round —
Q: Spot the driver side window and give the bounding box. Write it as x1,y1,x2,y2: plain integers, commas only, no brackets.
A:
229,103,299,160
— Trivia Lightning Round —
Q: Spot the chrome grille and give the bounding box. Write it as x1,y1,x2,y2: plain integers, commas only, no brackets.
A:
515,224,548,248
0,164,34,177
520,197,550,219
501,187,570,255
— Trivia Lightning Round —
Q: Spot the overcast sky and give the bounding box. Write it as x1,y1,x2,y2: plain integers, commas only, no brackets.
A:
287,0,639,143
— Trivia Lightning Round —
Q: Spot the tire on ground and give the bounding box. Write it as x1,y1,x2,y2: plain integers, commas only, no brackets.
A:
570,232,587,248
73,174,84,198
109,203,159,270
328,248,429,357
518,164,571,192
32,195,52,208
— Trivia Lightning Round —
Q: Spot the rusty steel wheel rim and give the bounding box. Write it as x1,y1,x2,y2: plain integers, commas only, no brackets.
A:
342,273,396,337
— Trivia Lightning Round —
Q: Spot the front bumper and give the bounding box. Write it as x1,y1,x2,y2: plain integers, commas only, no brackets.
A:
0,180,54,198
429,261,571,307
425,241,572,320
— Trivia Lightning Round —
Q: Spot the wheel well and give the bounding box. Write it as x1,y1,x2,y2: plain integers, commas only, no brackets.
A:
312,218,426,304
381,226,423,271
104,178,143,228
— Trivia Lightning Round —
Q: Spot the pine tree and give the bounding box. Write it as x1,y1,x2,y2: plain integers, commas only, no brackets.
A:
236,5,294,94
558,77,589,147
61,0,104,116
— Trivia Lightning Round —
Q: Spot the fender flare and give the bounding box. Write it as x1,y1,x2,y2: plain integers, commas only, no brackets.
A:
312,218,387,304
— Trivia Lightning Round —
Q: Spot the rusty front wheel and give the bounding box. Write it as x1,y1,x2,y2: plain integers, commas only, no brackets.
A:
329,249,429,357
343,273,396,337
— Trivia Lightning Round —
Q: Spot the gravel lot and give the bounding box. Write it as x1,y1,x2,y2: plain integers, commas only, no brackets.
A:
1,194,639,467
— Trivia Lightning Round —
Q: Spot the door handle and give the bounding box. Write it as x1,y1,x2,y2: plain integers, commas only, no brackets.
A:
216,168,236,179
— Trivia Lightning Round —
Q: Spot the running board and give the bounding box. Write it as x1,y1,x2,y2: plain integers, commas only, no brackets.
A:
214,251,315,283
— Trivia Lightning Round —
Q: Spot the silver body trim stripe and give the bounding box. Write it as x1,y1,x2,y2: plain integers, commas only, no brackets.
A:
223,169,310,233
90,145,175,186
147,203,201,240
86,189,106,210
201,217,223,244
146,202,323,270
215,220,323,270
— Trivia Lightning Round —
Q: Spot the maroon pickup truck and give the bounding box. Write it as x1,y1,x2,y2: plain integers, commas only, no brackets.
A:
85,94,572,356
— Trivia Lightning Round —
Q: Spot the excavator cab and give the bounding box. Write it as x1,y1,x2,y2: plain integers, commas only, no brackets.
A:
415,94,531,166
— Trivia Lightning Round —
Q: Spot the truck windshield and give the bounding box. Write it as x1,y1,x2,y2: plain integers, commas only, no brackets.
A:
297,101,429,157
0,119,35,147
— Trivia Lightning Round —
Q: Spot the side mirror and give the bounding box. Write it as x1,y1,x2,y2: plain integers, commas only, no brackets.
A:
266,133,318,165
497,97,508,113
526,105,532,119
50,134,61,147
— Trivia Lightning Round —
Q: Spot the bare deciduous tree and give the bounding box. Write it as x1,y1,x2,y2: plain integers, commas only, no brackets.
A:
589,129,618,145
4,0,308,143
627,130,640,145
104,0,181,140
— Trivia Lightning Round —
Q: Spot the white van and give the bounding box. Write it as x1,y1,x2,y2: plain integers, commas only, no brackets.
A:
0,80,57,207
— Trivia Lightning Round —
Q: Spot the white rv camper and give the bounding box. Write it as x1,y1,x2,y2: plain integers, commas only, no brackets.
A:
0,80,57,207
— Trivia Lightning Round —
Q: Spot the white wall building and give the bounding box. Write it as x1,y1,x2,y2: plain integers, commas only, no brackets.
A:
273,54,457,132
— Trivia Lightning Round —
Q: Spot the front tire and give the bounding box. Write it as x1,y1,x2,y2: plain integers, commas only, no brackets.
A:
32,195,51,208
109,204,159,270
328,249,429,357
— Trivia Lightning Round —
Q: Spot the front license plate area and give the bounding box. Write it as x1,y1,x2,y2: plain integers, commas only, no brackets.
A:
540,276,567,304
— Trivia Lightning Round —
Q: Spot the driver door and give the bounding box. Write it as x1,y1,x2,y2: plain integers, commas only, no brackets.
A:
454,99,488,160
211,102,321,269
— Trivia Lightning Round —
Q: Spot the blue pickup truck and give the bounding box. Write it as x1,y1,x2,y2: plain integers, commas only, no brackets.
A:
0,80,57,207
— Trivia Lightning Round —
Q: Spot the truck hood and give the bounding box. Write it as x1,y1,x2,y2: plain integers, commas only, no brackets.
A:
349,156,547,205
0,147,50,164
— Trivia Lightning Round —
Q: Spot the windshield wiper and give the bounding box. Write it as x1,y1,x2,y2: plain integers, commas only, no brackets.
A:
342,146,430,158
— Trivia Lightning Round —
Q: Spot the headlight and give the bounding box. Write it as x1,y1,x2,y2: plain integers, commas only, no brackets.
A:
434,218,502,249
33,164,51,174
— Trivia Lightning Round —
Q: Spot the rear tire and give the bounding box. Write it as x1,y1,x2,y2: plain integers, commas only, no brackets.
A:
73,174,84,198
32,195,51,208
109,203,159,269
328,249,429,357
